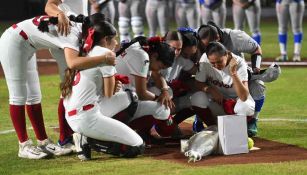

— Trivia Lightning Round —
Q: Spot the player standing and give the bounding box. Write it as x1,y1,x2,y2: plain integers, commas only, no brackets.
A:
232,0,262,45
118,0,144,41
175,0,200,29
145,0,169,37
199,0,226,28
275,0,305,61
89,0,116,24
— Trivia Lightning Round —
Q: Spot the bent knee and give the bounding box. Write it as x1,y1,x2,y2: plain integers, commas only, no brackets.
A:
191,91,210,108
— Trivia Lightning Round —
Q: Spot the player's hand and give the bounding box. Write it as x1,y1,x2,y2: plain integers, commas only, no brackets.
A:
157,90,175,110
104,51,116,66
57,12,70,36
252,67,261,74
114,80,122,93
229,57,238,76
209,87,224,105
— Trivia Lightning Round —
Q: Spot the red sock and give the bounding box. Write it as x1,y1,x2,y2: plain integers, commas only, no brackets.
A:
9,105,28,142
58,98,74,143
192,106,216,126
173,108,195,124
129,115,156,134
26,103,48,141
154,119,177,137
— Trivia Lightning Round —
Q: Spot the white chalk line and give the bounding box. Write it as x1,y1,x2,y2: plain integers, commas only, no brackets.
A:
1,118,307,135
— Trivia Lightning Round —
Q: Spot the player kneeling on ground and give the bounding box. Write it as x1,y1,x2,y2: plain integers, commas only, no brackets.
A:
62,20,144,161
190,42,255,127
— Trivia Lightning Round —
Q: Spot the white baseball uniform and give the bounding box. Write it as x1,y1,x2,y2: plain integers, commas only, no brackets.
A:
191,53,255,117
175,0,200,29
200,0,226,28
64,46,143,146
51,0,90,82
0,16,81,105
115,42,170,121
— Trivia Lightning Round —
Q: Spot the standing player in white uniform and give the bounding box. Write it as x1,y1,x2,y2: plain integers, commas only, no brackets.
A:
117,0,144,42
175,0,200,29
232,0,262,45
190,42,255,126
115,37,176,139
89,0,116,24
275,0,305,61
145,0,169,37
199,0,226,28
62,21,144,160
0,13,115,159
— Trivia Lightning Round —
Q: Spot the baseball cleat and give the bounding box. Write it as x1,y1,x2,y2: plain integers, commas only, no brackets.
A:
292,54,301,62
275,54,288,61
37,138,72,156
58,137,76,153
73,133,91,161
18,139,48,159
192,116,205,133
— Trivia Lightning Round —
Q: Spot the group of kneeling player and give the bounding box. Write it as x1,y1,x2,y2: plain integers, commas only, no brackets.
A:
0,6,282,160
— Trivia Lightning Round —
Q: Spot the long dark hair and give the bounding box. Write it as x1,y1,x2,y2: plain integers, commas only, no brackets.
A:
164,31,183,43
59,14,117,98
116,36,175,68
205,41,232,62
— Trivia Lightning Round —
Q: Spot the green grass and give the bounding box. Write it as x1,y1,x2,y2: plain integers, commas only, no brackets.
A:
1,20,307,59
1,19,307,174
1,68,307,174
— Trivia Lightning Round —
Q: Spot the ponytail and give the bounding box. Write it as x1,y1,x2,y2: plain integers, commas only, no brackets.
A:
116,36,147,57
60,69,77,98
37,14,90,33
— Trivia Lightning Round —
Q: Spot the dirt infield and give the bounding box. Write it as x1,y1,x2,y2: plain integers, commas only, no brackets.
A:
144,122,307,166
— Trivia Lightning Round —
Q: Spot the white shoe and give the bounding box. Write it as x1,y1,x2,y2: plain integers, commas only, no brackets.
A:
37,138,72,156
18,139,48,159
59,142,76,153
293,54,301,62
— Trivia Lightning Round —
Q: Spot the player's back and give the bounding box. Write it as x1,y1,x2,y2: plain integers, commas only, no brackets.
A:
16,16,81,51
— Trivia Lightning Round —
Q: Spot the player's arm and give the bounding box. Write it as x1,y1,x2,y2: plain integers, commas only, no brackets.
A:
151,71,175,109
64,48,115,69
134,75,156,101
187,65,198,75
251,46,262,73
103,76,116,98
229,58,249,101
195,80,224,104
45,0,70,36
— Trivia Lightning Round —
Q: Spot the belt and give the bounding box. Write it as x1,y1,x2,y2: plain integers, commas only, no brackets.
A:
12,24,28,40
68,104,95,117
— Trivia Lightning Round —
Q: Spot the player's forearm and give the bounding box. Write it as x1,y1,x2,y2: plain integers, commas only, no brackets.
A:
232,74,249,101
137,89,156,101
45,0,63,16
67,55,108,70
151,71,168,89
104,76,116,98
